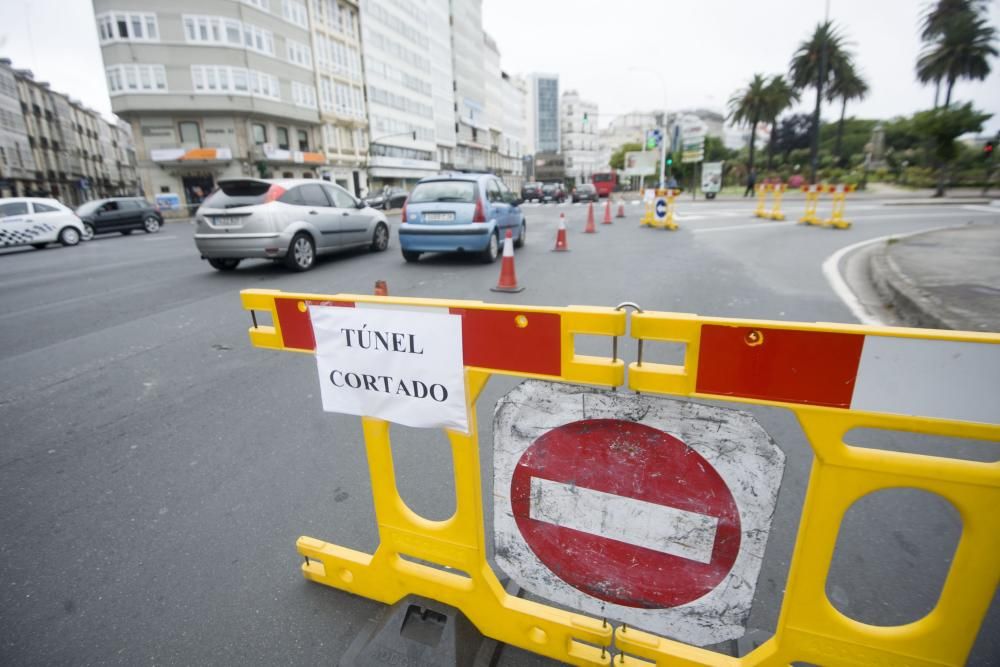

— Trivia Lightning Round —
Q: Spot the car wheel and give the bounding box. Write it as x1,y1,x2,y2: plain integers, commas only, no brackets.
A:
514,221,526,248
32,243,47,250
284,232,315,271
143,216,161,233
58,227,81,246
481,231,499,263
81,223,95,241
370,222,389,252
208,258,241,271
121,229,133,235
402,250,421,263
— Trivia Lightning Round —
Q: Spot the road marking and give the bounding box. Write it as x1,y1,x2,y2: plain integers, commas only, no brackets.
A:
140,235,177,242
693,221,796,234
820,226,955,327
528,476,719,563
962,205,1000,214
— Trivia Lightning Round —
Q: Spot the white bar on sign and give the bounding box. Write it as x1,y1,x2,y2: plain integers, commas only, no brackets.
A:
528,477,719,564
852,336,1000,425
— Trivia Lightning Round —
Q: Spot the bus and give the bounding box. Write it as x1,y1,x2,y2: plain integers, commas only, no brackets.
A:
591,172,617,197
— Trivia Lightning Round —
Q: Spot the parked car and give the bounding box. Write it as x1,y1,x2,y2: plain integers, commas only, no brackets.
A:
541,183,567,203
571,183,600,203
365,187,408,210
521,182,544,202
398,173,525,263
0,197,85,250
75,197,164,240
193,178,390,272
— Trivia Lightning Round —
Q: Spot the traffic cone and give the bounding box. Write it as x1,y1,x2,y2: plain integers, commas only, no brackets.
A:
491,230,524,293
602,198,613,224
553,213,569,252
616,198,625,218
374,280,388,296
584,202,597,233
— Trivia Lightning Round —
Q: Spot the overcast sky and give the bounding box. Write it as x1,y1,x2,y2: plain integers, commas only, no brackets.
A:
1,0,998,133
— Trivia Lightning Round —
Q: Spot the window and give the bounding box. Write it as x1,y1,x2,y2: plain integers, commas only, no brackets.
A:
298,183,330,207
96,12,158,42
106,65,167,94
277,127,289,150
178,122,201,147
32,202,59,213
487,180,501,202
326,184,356,209
281,0,307,27
286,40,312,68
248,71,280,100
252,123,267,145
297,129,308,151
292,82,317,109
243,24,274,55
242,0,269,11
0,202,28,218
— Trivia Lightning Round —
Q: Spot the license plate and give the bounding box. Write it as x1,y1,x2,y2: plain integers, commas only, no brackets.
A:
423,213,455,222
212,216,243,227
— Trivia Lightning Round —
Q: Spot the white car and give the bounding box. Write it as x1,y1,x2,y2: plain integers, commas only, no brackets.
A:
0,197,86,250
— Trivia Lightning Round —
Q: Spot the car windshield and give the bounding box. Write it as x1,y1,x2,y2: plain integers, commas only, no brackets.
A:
201,181,272,209
76,201,103,215
582,185,595,191
409,181,476,203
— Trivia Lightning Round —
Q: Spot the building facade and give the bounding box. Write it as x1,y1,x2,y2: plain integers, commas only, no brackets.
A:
358,0,440,189
95,0,328,213
0,58,138,203
560,89,598,185
528,73,559,155
308,0,369,194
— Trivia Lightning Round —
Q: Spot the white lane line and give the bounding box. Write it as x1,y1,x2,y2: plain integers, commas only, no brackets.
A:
820,225,955,327
962,205,1000,214
528,476,719,563
140,235,177,242
693,221,796,234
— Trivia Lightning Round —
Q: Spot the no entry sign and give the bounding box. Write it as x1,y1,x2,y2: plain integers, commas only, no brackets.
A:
494,381,785,646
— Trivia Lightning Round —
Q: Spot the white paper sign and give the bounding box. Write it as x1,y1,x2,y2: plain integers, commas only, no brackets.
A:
310,305,469,432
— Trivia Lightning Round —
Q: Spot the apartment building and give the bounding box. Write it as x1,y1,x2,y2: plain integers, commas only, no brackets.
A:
560,89,598,185
308,0,369,194
95,0,327,211
0,58,138,203
527,73,559,155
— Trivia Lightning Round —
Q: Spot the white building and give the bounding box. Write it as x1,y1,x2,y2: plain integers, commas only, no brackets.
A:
501,73,528,189
359,0,440,188
426,0,456,169
560,89,599,184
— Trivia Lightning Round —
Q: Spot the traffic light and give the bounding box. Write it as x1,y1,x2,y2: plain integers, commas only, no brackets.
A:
985,141,995,159
666,153,674,167
583,112,589,125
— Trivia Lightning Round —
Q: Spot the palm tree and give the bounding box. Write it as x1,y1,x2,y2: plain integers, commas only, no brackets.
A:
917,11,997,108
789,21,850,183
726,74,769,176
762,76,799,170
826,65,869,164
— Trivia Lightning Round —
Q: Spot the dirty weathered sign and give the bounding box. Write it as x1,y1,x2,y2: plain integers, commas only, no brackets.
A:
493,381,785,646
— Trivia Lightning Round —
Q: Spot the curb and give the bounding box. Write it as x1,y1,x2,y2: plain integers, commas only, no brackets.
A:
868,229,958,330
879,198,995,206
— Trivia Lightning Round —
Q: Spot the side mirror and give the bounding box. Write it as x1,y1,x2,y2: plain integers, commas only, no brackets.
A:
513,197,524,207
356,199,366,209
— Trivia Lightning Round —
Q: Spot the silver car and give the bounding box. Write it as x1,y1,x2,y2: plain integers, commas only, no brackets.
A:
194,178,390,271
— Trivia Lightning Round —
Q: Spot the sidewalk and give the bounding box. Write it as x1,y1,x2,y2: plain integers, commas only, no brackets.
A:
869,219,1000,332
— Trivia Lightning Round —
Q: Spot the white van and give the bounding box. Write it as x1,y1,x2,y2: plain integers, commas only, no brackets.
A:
0,198,86,249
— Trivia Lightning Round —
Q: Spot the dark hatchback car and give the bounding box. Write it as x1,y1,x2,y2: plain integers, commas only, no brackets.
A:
541,183,566,203
571,183,599,203
365,187,408,210
521,182,543,202
76,197,164,240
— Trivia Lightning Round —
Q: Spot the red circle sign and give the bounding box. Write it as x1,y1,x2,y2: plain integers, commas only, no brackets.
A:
510,419,741,608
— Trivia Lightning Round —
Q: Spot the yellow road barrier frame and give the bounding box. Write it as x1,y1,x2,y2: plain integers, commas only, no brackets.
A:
240,289,1000,667
799,185,822,225
823,184,855,229
641,188,679,230
766,184,787,221
754,183,771,218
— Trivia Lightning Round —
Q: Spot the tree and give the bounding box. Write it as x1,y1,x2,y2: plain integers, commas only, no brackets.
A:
916,10,997,108
911,103,991,195
761,76,800,170
789,21,850,183
826,64,869,164
775,113,813,160
918,0,993,105
609,142,642,171
726,74,769,176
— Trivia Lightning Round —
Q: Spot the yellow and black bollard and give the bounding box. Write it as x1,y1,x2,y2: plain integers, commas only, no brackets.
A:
767,183,787,220
823,184,854,229
799,184,823,225
754,183,770,218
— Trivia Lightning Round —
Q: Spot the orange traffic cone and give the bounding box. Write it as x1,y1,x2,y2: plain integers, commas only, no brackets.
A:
374,280,388,296
553,213,569,252
602,198,612,224
616,198,625,218
491,229,524,293
584,202,597,234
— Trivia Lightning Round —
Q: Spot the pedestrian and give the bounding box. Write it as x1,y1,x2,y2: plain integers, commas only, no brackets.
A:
744,169,757,197
666,174,678,189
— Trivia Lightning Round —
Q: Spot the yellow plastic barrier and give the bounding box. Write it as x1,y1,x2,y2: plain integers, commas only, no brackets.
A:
754,184,771,218
765,183,787,220
641,188,678,230
799,184,823,225
823,184,855,229
240,289,1000,667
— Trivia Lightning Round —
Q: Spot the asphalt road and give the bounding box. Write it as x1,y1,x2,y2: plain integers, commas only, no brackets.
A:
1,197,997,665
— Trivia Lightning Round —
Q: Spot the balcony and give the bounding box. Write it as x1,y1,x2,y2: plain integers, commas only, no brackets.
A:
251,144,327,166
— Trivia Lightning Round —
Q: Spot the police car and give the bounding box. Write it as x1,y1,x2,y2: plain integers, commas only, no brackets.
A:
0,197,87,250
